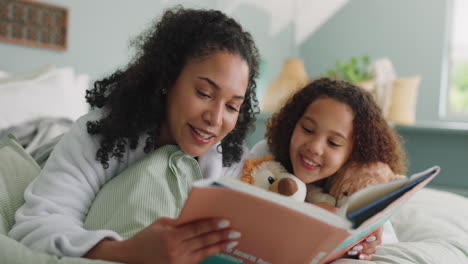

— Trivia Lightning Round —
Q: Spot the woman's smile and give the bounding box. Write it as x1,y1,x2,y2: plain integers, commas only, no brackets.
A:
190,125,216,144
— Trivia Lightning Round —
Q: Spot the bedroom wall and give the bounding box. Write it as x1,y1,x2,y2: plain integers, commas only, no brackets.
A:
0,0,214,81
0,0,293,97
0,0,451,123
298,0,450,123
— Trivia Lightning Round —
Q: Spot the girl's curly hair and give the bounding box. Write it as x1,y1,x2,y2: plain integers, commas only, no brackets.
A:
85,6,260,169
266,78,407,175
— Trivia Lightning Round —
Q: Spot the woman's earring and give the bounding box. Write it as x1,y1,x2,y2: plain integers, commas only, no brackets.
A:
161,87,167,95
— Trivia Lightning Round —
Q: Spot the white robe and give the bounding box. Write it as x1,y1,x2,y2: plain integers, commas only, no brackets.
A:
8,109,247,257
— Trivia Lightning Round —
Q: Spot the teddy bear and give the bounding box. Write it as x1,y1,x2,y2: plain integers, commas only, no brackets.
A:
241,155,405,211
240,155,307,202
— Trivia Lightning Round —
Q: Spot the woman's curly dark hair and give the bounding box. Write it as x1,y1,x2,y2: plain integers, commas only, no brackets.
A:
266,78,407,175
85,6,260,169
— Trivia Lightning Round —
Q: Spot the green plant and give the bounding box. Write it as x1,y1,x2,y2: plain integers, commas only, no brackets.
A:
327,55,373,82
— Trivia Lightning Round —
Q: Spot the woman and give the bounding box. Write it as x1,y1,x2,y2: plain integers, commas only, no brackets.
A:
9,7,260,264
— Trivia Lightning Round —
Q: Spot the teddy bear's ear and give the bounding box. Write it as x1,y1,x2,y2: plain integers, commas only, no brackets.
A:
240,155,276,185
240,159,256,184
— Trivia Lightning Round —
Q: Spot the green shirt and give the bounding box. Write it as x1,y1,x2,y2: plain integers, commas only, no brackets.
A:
84,145,203,239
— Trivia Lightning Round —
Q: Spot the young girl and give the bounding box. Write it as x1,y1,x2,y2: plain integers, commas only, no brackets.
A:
253,77,407,260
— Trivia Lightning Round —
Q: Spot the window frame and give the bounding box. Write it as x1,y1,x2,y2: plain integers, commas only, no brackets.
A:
441,0,468,121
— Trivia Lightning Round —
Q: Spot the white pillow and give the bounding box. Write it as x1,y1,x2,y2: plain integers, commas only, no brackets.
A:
0,65,56,84
72,72,90,118
0,66,89,129
0,72,9,79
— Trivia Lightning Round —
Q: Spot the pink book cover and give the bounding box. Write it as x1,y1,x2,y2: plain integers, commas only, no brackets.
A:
177,185,350,264
177,166,440,264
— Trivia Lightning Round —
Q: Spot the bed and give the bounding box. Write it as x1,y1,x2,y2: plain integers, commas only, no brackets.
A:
332,188,468,264
0,66,114,264
0,65,89,165
1,67,468,264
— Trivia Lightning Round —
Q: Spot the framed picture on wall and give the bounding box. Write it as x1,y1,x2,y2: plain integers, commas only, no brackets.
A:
0,0,68,50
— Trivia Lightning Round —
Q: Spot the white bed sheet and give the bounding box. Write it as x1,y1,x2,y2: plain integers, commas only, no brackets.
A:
332,188,468,264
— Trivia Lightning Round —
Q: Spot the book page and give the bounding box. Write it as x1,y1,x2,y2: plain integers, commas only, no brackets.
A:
338,166,440,218
338,179,407,217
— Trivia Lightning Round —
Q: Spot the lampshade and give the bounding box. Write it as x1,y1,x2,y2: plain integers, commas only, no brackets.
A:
387,76,421,125
261,59,309,113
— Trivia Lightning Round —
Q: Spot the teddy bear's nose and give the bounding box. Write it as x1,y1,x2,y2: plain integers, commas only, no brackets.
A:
278,178,298,196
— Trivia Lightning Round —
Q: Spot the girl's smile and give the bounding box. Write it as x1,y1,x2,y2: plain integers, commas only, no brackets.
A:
300,154,320,170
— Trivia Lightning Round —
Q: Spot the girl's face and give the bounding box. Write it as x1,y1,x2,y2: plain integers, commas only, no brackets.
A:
289,97,354,184
160,51,249,157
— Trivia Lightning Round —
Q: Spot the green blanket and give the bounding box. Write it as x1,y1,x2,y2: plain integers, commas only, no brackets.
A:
0,135,117,264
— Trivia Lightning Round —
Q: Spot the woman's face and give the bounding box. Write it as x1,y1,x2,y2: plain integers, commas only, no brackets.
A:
160,51,249,157
289,97,354,184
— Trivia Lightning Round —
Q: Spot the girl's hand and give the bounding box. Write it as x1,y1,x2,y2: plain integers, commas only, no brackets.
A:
85,217,240,264
346,226,383,260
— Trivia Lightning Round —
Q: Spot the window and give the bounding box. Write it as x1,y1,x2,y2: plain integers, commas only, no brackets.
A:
447,0,468,118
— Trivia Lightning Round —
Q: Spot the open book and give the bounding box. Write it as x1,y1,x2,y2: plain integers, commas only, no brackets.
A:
177,166,440,264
